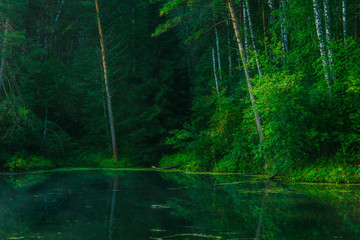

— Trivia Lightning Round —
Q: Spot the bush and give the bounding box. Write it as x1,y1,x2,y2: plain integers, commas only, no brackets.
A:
6,152,54,171
160,152,200,171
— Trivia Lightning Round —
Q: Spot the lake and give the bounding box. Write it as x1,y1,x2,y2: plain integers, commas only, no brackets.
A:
0,169,360,240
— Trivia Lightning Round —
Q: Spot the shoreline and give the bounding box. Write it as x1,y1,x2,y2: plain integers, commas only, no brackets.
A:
2,167,360,185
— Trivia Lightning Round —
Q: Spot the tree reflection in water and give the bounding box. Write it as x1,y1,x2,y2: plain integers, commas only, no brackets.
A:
0,170,360,240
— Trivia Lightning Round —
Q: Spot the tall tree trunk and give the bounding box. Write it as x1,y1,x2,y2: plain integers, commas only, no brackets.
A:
43,107,48,139
0,18,9,99
227,0,264,144
355,10,358,40
212,48,221,110
242,2,250,62
323,0,335,81
267,0,275,60
342,0,347,43
267,0,275,25
55,0,65,22
312,0,333,93
214,27,223,82
267,0,274,10
237,55,242,72
226,19,232,77
132,6,136,73
262,1,267,60
185,8,193,95
95,0,119,161
280,0,288,57
245,0,263,76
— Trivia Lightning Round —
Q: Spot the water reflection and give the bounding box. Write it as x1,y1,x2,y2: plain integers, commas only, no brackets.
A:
255,183,269,240
109,175,119,240
0,170,360,239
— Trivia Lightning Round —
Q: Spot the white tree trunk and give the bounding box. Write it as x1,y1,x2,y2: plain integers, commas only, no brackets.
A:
323,0,335,82
48,0,65,45
245,0,262,76
227,0,264,145
242,2,250,62
55,0,65,22
214,27,223,82
280,0,288,56
342,0,347,43
268,0,274,11
262,1,268,59
212,48,221,109
226,19,232,77
312,0,332,93
0,19,9,99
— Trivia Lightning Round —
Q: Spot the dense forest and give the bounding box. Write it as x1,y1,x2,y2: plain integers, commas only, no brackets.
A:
0,0,359,182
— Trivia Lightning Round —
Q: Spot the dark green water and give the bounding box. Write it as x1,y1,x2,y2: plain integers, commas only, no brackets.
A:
1,170,360,240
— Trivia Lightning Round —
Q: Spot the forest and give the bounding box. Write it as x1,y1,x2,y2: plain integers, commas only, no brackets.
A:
0,0,359,183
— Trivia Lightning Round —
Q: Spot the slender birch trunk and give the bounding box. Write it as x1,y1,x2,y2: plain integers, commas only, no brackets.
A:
355,11,358,40
55,0,65,22
267,0,274,10
0,19,9,99
227,0,264,144
242,2,250,62
312,0,332,92
212,48,221,109
226,19,232,77
280,0,288,56
43,107,48,139
214,27,223,82
245,0,262,75
267,0,275,60
47,0,65,48
237,56,241,70
132,6,136,72
262,1,267,60
342,0,347,43
95,0,119,161
323,0,335,81
185,8,193,95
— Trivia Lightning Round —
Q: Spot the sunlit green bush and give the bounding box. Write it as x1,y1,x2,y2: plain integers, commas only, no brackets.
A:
6,152,54,171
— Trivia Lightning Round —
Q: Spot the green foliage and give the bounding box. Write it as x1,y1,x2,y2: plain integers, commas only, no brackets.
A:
0,0,359,183
6,152,54,171
160,152,199,171
290,162,360,184
166,123,194,149
60,147,130,168
152,16,183,37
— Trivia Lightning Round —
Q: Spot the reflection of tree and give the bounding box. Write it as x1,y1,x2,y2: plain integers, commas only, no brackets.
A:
161,173,265,239
1,171,360,239
162,172,360,240
255,183,269,240
108,175,119,240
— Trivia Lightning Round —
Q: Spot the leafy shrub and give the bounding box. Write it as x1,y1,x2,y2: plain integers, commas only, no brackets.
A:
6,152,54,171
160,152,200,171
63,146,130,168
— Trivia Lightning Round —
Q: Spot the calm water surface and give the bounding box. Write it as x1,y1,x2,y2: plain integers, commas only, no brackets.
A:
0,170,360,240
